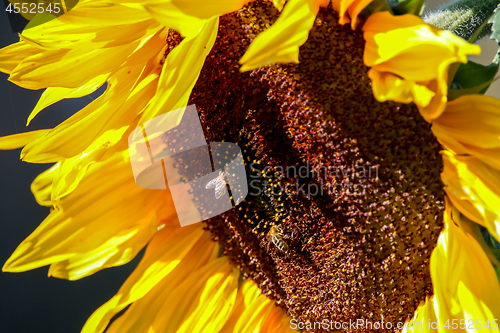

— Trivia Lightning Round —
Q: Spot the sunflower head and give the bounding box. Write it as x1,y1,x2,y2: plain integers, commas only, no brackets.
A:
1,0,500,332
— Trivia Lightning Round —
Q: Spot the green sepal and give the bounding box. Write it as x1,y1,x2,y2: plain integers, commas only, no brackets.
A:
495,266,500,285
480,226,500,284
390,0,426,15
449,61,499,99
363,0,393,17
481,225,500,250
489,4,500,64
457,215,500,268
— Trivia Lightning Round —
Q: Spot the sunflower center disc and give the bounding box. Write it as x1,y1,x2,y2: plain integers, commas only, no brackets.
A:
190,3,445,329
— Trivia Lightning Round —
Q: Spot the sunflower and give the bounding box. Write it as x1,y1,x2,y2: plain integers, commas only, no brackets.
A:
1,0,500,332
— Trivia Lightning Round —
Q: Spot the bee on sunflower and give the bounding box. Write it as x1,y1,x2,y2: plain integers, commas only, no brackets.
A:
1,0,500,332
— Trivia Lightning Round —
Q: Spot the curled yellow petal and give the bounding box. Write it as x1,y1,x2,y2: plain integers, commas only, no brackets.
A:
239,0,323,72
31,162,59,207
363,11,480,122
50,126,128,207
432,94,500,170
368,70,435,106
27,73,108,125
430,203,500,330
441,150,500,243
331,0,373,29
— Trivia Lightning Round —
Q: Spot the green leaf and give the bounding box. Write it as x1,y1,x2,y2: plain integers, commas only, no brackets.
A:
453,61,499,89
489,4,500,64
449,77,499,100
490,4,500,42
449,61,499,99
391,0,425,15
469,13,495,43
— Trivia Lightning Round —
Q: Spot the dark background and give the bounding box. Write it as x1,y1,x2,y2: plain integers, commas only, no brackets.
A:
0,8,141,333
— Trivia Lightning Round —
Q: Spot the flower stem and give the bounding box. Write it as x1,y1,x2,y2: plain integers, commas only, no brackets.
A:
424,0,500,41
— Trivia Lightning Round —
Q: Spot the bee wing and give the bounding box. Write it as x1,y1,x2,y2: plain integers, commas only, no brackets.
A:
205,177,219,189
214,179,227,199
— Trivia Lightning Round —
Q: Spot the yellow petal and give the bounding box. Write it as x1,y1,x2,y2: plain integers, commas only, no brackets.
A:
159,258,239,333
221,280,290,333
22,14,155,51
368,69,435,105
47,222,154,280
441,150,500,243
0,129,50,150
2,150,164,279
219,280,265,333
271,0,286,11
432,94,500,170
22,66,159,162
143,0,246,37
233,290,273,333
430,203,500,330
331,0,373,29
83,232,216,333
56,2,152,26
139,17,218,123
104,237,219,333
142,0,205,37
0,40,43,74
27,73,108,125
239,0,321,72
50,126,128,207
164,0,247,19
401,297,437,332
19,29,167,162
9,2,159,90
260,305,295,332
31,162,60,207
363,12,480,122
9,41,141,89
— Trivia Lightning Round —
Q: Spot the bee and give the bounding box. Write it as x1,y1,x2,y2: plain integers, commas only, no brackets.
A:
205,169,231,199
266,225,289,252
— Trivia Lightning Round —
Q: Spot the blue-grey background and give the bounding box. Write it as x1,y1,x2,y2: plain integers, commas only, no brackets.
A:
0,1,499,333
